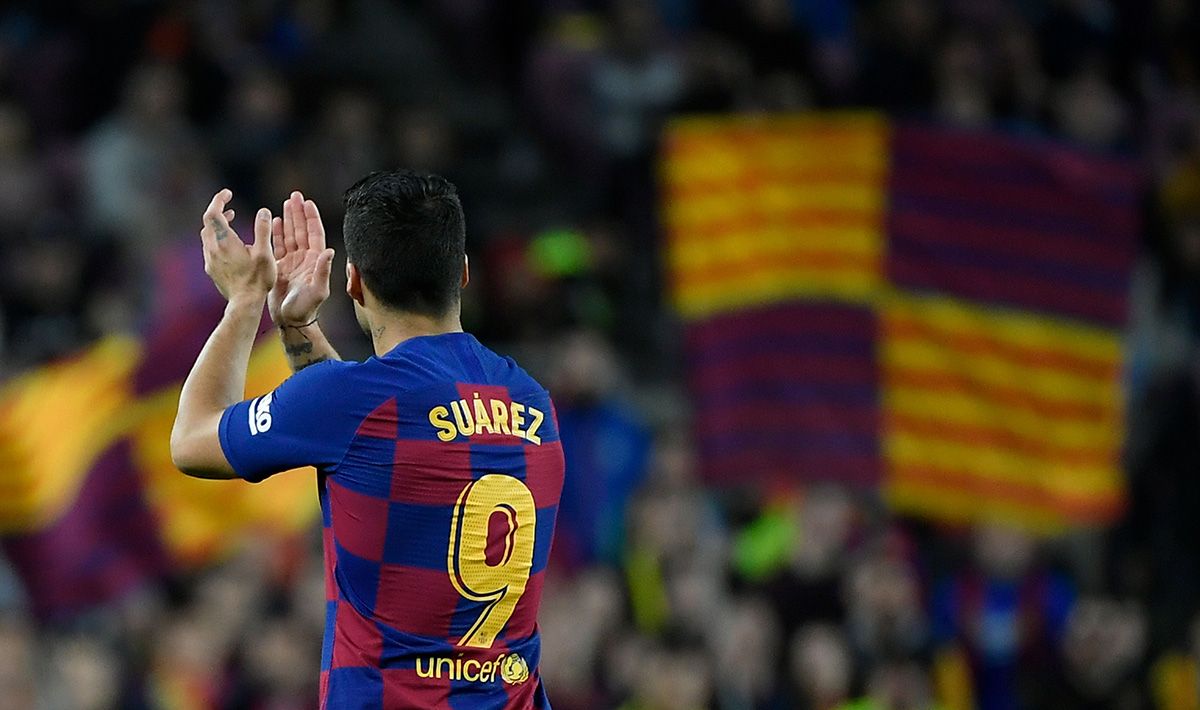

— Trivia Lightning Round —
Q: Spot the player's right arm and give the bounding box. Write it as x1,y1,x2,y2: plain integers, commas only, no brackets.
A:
217,357,357,482
269,191,341,372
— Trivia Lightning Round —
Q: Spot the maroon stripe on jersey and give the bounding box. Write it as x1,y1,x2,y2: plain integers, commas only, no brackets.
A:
504,569,545,640
375,565,459,638
476,636,517,707
329,479,390,562
390,439,474,505
322,526,336,602
357,398,399,439
454,382,522,445
485,512,511,565
506,674,541,708
381,668,454,709
332,602,383,668
319,671,329,709
523,442,565,508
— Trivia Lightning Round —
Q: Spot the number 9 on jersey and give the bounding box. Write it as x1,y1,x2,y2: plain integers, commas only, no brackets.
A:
447,474,536,648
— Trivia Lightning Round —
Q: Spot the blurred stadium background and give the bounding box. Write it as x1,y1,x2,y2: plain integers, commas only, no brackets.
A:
0,0,1197,708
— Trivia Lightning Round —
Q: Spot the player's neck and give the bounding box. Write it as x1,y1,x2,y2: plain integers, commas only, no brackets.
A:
369,310,463,357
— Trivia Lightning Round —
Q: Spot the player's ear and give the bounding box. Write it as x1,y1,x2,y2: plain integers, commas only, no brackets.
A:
346,262,365,306
461,254,469,289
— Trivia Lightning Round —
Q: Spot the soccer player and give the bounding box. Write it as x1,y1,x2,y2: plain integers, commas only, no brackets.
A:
170,171,563,709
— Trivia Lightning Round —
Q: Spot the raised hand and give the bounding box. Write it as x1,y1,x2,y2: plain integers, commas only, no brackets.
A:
268,190,336,327
200,189,276,304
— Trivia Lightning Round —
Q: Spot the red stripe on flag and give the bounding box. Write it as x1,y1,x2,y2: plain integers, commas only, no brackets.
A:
885,412,1116,468
886,368,1114,423
666,168,883,200
883,317,1117,379
891,463,1124,520
675,248,878,292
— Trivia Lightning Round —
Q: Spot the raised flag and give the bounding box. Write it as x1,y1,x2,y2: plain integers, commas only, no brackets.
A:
665,114,1139,530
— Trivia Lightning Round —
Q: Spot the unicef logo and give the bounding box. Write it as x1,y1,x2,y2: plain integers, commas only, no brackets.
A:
414,652,531,684
499,654,529,685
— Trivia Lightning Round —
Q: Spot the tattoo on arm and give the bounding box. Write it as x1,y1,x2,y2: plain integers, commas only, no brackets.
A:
285,341,314,357
284,338,328,371
294,355,329,371
279,320,340,373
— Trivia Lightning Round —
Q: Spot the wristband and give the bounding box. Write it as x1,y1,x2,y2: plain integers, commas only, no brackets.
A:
279,314,320,331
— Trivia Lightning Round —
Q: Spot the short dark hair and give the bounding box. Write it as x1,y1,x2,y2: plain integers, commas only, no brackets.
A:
342,170,466,316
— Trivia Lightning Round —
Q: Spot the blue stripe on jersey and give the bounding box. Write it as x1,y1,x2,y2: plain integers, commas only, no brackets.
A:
334,541,381,613
532,506,558,575
321,600,337,671
319,475,333,527
382,502,455,569
449,676,506,710
376,624,463,669
469,444,529,481
335,437,398,498
326,666,383,708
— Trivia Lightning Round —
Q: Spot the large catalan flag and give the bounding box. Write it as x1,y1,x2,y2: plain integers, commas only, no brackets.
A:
665,114,1139,531
0,240,318,618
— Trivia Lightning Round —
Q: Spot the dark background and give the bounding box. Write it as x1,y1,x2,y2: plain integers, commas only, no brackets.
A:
0,1,1198,709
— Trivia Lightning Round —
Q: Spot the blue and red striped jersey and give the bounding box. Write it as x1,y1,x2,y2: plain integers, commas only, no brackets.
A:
219,333,563,709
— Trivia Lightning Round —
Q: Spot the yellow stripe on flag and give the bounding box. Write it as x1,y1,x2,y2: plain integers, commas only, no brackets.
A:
130,338,317,566
880,292,1125,528
887,431,1117,497
666,185,886,228
884,476,1119,534
668,225,881,271
0,329,319,567
664,112,890,319
0,337,141,530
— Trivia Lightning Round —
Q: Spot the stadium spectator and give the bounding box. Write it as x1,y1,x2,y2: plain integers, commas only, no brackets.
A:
790,623,854,710
930,525,1075,710
551,330,651,568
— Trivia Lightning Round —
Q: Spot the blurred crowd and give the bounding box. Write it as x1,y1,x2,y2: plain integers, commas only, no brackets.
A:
1,0,1200,708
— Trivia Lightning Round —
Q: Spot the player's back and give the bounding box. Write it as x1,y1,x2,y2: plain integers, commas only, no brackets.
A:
313,333,563,709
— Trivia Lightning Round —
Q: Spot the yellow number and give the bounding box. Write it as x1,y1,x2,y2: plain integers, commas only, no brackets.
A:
447,474,536,648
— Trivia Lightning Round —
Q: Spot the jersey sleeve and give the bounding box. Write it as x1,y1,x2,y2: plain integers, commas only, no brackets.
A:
219,359,359,483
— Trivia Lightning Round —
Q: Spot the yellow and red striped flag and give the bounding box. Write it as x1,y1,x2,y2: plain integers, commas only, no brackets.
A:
664,113,1140,531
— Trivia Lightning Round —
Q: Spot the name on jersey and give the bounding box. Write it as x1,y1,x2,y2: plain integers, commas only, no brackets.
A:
428,393,544,445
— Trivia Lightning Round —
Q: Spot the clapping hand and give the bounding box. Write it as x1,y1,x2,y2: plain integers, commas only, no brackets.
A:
200,189,276,305
268,191,336,327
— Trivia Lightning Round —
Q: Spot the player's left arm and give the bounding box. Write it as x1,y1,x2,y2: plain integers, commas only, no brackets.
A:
171,189,276,479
